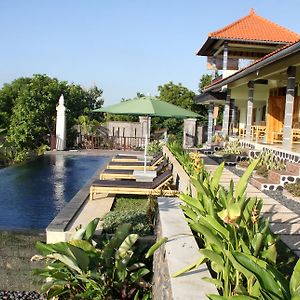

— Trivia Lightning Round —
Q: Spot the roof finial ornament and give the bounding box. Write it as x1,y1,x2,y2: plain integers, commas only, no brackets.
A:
250,8,255,15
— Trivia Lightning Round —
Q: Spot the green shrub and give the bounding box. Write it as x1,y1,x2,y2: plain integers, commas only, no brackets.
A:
285,179,300,197
102,210,152,235
176,160,299,299
102,196,156,236
113,196,148,211
147,140,162,155
34,220,165,299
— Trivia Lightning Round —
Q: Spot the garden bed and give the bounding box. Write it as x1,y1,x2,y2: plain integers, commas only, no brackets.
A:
101,195,156,236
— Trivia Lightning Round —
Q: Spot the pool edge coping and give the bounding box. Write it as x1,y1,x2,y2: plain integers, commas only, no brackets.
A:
46,155,111,233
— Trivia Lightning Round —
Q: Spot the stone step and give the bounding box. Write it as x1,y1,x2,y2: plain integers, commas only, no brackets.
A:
268,170,298,185
250,176,281,191
286,162,300,176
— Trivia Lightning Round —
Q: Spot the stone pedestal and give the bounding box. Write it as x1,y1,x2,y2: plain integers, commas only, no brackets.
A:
183,118,197,149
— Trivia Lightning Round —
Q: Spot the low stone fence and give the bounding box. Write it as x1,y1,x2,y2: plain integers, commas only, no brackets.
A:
152,146,217,299
162,146,197,197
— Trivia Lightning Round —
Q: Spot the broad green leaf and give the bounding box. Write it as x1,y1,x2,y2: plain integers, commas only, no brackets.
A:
201,215,229,240
128,262,145,271
52,253,81,273
225,250,253,279
252,233,263,256
199,249,224,268
145,237,168,258
172,255,207,277
202,277,223,289
130,268,150,282
35,241,70,256
233,252,287,298
118,234,139,258
235,159,259,198
179,194,205,212
67,244,90,272
102,223,131,264
211,162,224,190
180,205,200,222
83,218,100,241
68,240,96,253
290,259,300,296
190,222,223,250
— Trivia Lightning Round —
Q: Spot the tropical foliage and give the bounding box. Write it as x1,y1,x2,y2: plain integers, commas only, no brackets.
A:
168,140,203,176
173,154,300,299
34,219,166,300
0,74,103,161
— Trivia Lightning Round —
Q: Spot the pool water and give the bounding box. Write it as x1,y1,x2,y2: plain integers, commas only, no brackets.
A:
0,154,108,230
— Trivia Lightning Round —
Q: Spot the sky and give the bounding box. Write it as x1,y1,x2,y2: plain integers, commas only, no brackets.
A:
1,0,300,105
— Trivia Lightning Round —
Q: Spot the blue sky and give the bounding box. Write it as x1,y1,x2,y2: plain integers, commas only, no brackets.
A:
1,1,300,105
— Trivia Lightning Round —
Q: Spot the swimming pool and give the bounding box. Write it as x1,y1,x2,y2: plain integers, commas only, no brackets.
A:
0,154,108,230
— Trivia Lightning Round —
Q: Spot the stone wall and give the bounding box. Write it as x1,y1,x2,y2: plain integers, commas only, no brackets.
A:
152,197,217,300
0,230,45,291
152,217,172,300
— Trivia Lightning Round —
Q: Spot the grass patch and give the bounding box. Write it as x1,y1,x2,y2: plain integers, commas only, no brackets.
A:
102,195,157,236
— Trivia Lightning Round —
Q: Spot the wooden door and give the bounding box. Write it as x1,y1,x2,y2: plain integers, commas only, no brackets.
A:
266,96,285,142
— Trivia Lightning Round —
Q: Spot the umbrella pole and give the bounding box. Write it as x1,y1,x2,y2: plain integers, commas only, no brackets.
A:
144,116,149,173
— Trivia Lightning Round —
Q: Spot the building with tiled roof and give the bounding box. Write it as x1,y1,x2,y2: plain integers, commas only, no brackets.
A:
195,9,300,152
197,9,300,59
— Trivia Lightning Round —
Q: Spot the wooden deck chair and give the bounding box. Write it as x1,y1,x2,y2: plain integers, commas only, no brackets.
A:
100,159,168,180
112,151,162,162
107,153,164,170
90,169,176,200
112,154,140,162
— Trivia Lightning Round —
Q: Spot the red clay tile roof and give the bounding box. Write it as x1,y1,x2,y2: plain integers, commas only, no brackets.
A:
209,8,300,43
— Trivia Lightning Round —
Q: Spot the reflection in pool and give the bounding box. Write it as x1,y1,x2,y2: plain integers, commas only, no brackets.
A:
0,154,107,230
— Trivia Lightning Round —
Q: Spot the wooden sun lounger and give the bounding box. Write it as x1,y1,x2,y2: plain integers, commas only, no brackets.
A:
90,169,176,200
112,151,162,162
100,160,168,180
112,155,140,162
107,153,164,170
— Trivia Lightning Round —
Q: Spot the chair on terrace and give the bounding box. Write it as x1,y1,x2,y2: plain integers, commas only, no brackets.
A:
90,168,176,200
100,159,168,180
107,152,164,170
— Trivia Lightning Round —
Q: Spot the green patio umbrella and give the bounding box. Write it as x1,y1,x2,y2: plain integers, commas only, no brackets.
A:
94,96,200,171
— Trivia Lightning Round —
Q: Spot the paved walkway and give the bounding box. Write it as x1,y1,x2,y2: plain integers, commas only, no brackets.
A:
202,155,300,257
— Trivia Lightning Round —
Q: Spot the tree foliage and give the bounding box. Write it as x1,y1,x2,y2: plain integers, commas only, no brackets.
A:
198,73,213,93
2,74,104,153
153,82,207,139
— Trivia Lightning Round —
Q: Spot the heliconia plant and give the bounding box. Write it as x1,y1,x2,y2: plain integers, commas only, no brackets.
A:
168,140,203,176
175,158,300,299
33,219,167,300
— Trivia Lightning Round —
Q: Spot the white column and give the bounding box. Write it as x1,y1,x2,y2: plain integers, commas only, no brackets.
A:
246,81,254,141
207,102,214,146
283,66,296,149
55,94,66,151
222,89,231,137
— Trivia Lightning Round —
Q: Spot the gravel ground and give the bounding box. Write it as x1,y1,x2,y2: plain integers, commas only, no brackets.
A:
226,165,300,216
0,291,44,300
